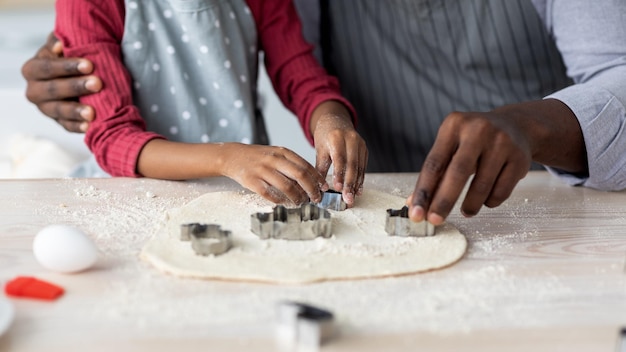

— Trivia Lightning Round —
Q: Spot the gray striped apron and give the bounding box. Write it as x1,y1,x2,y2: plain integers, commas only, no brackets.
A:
322,0,572,172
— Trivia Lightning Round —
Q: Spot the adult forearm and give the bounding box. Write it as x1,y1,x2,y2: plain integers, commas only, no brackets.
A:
493,98,588,174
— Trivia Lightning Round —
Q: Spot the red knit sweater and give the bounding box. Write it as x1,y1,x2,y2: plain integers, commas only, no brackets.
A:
55,0,354,176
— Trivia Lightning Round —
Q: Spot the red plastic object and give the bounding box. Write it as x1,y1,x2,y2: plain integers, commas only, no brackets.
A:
4,277,64,300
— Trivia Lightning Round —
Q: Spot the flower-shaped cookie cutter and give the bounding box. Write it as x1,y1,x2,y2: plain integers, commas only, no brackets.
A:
250,203,332,240
385,206,435,237
180,223,232,256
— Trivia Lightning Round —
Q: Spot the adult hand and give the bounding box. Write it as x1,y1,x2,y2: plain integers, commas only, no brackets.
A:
220,143,329,206
407,99,586,225
21,32,102,132
311,101,368,206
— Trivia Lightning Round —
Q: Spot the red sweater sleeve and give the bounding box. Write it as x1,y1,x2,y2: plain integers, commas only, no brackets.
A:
55,0,164,177
248,0,357,145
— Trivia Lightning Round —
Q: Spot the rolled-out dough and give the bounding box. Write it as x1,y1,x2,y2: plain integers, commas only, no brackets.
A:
140,190,467,284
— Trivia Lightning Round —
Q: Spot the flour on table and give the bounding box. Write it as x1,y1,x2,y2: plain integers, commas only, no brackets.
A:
140,189,467,284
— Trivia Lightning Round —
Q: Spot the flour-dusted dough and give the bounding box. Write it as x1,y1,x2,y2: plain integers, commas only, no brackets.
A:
140,190,467,284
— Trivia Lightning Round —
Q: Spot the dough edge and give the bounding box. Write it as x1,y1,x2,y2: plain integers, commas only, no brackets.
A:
140,190,467,284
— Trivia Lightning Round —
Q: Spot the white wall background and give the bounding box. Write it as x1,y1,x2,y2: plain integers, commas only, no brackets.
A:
0,8,314,178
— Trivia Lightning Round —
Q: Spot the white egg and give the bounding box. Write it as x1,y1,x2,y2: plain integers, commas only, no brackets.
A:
33,225,98,273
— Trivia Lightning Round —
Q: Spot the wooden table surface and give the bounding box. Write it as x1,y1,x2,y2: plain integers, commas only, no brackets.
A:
0,171,625,352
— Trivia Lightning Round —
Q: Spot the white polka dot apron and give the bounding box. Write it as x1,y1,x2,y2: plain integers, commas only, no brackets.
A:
123,0,264,145
71,0,265,177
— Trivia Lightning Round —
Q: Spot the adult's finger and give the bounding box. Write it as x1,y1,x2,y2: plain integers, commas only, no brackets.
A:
408,154,451,224
22,57,93,81
407,117,460,223
37,101,93,133
43,32,61,54
25,75,102,103
30,32,61,60
459,150,506,217
483,160,528,209
425,139,481,224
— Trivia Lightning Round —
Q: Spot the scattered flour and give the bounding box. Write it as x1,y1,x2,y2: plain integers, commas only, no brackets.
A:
35,179,197,257
27,178,626,339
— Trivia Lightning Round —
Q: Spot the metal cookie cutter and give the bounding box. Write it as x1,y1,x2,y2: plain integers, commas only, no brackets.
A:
385,206,435,237
316,190,347,211
275,301,335,350
250,203,332,240
617,327,626,352
180,223,232,256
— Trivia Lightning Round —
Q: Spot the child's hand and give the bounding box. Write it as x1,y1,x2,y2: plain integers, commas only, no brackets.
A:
311,102,368,206
221,143,329,205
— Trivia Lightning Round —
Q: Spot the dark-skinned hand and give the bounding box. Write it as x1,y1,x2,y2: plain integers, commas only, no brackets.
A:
21,32,101,132
407,99,587,225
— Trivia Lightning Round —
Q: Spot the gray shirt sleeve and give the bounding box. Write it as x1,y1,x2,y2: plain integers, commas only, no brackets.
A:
541,0,626,190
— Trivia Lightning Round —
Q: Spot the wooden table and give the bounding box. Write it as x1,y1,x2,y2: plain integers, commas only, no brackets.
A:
0,171,625,352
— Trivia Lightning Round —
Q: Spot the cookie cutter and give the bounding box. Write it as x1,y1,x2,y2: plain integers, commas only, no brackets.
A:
250,203,332,240
180,223,232,256
275,301,335,350
316,190,347,211
617,327,626,352
385,206,435,237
